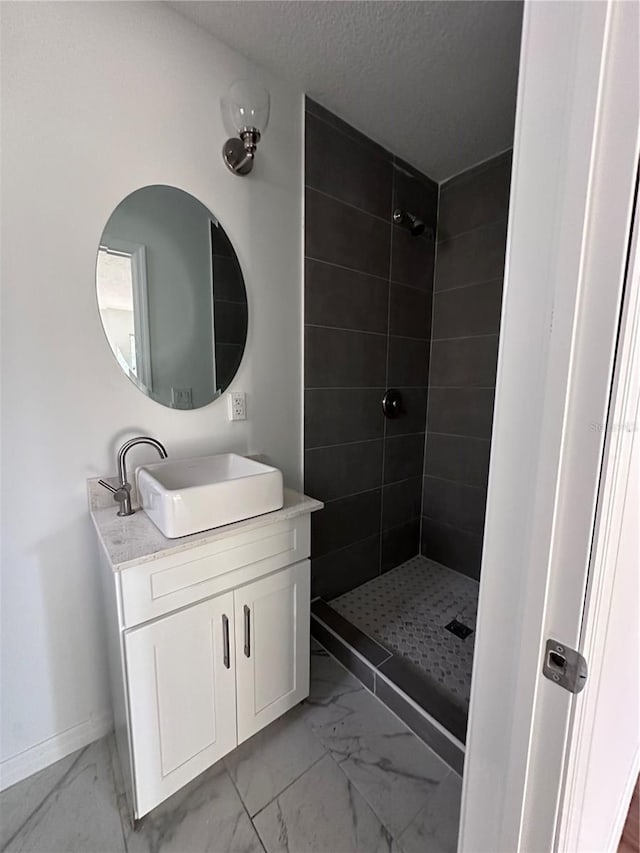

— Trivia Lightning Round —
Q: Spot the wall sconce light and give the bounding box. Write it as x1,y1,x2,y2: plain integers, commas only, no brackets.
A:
221,80,270,176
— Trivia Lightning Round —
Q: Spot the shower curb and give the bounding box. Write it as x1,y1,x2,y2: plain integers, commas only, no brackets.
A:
310,599,466,775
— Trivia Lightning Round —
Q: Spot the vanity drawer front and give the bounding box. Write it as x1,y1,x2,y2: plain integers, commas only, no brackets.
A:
119,517,310,627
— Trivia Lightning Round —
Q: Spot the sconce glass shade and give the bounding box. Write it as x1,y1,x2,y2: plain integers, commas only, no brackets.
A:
221,80,270,137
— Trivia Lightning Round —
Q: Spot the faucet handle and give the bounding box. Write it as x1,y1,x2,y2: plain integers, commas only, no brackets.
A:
99,479,131,507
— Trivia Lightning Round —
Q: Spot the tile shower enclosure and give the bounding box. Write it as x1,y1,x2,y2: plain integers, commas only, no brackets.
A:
304,98,511,597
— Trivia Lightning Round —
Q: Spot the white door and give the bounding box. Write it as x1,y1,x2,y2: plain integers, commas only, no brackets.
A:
234,560,310,744
125,592,237,818
557,251,640,852
460,1,639,851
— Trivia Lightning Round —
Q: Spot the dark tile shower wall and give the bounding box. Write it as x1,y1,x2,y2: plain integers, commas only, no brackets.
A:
421,151,513,580
304,99,438,599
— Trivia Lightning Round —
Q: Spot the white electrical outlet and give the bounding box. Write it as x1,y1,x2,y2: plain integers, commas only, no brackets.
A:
228,391,246,421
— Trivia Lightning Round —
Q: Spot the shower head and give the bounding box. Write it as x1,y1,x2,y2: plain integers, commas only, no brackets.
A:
393,208,427,237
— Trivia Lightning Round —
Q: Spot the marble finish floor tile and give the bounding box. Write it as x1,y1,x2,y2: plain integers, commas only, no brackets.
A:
253,754,393,853
0,749,81,849
1,642,461,853
122,759,263,853
307,681,450,838
2,739,125,853
224,705,326,817
300,645,366,729
397,771,462,853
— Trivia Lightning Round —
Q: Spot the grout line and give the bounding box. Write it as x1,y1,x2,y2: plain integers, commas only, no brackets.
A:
310,631,378,697
384,430,427,442
309,742,397,844
306,102,392,161
306,429,428,453
306,184,391,226
392,155,440,193
381,428,430,439
380,176,396,579
225,767,268,852
306,323,387,338
1,746,90,850
120,802,130,853
305,385,388,391
305,255,389,283
390,278,435,295
421,512,483,538
439,146,512,189
373,670,466,772
320,484,381,504
423,472,489,489
106,740,131,852
305,385,426,391
307,101,442,195
434,275,505,296
428,384,496,390
311,610,390,665
306,323,431,343
313,515,420,567
247,751,328,824
314,516,421,566
306,436,384,452
305,433,424,453
431,332,499,343
313,532,380,562
427,430,491,442
305,385,385,392
418,552,482,587
388,332,432,344
420,181,440,552
389,278,434,295
319,473,423,506
432,275,505,296
436,214,508,247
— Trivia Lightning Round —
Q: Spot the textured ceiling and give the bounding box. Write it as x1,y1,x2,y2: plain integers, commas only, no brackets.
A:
169,0,523,182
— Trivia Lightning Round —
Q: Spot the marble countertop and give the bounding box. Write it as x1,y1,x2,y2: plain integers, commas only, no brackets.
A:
89,483,323,572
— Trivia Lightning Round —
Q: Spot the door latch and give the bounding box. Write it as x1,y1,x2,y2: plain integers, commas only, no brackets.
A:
542,639,588,694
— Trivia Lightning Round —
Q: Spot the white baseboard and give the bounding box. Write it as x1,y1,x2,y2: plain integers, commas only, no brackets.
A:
0,710,113,792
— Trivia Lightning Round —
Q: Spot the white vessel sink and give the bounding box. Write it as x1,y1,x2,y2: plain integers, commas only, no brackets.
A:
136,453,284,539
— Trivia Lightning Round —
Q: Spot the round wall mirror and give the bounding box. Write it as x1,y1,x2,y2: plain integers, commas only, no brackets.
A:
96,185,248,409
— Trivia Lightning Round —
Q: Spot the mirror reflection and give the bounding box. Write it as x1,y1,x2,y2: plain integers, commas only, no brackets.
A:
96,185,247,409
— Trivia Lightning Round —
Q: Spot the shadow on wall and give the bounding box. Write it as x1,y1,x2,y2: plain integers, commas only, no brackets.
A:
30,516,111,759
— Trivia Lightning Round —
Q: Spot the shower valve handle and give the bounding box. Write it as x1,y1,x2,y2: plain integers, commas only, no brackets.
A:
382,388,403,419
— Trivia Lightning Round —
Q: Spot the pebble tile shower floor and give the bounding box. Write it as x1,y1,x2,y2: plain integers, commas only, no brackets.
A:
331,556,479,713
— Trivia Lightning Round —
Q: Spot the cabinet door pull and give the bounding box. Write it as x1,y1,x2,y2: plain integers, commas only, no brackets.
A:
222,614,230,669
243,605,251,658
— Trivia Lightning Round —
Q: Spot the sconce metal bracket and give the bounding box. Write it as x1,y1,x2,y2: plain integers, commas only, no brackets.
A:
222,129,261,176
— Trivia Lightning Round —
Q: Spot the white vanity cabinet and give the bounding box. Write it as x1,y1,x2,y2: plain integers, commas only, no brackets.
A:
125,591,238,818
234,561,310,743
91,489,321,820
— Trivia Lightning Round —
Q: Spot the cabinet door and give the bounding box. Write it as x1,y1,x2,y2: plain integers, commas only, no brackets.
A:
125,592,236,817
234,560,310,744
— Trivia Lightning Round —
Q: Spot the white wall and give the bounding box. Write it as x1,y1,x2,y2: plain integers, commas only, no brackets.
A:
0,1,304,786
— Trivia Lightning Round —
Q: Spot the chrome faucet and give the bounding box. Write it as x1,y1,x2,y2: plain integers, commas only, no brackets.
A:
99,436,168,517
